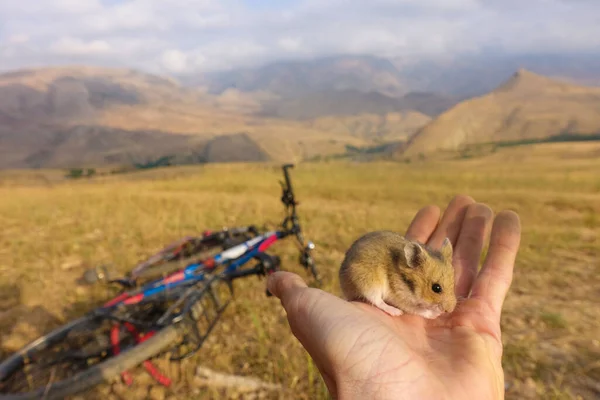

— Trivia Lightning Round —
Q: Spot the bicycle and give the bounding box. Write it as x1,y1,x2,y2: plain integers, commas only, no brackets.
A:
0,164,322,400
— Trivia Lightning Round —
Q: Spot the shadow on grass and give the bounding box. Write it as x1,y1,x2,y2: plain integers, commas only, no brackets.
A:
0,283,63,359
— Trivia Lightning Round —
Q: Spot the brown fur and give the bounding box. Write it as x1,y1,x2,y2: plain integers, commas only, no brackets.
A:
339,230,457,318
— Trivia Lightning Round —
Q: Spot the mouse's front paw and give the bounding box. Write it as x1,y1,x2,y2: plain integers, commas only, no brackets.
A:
375,302,404,317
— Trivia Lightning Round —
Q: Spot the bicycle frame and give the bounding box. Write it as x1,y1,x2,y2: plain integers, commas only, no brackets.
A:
93,163,320,327
89,164,320,367
99,228,288,312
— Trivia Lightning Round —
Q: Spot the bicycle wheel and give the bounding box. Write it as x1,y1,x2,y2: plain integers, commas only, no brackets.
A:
0,275,234,399
0,299,183,399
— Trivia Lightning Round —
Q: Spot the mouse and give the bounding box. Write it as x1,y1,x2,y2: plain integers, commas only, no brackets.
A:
338,230,457,319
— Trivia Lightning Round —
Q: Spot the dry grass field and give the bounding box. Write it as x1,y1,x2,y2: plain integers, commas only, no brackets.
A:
0,142,599,399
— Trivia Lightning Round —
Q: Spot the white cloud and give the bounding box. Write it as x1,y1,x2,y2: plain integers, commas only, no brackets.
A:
184,39,269,71
50,37,112,55
161,49,188,73
54,0,102,14
85,1,166,32
180,11,233,29
0,0,598,74
277,37,303,52
0,0,102,17
7,34,29,44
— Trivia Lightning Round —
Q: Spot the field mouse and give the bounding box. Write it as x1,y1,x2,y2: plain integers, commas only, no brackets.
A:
339,231,457,319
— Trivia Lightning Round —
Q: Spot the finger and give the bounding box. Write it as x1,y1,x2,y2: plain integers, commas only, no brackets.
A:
470,211,521,319
428,195,476,248
405,205,441,243
453,203,494,298
266,271,355,360
267,271,340,389
267,270,308,301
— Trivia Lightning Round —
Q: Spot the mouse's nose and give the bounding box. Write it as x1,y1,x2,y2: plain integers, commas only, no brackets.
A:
442,297,457,313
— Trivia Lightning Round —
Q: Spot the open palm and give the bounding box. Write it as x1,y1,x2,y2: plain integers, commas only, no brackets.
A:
267,195,521,400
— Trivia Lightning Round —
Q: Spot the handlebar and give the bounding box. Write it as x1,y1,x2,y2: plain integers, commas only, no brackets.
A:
282,164,295,199
280,164,298,212
278,164,322,286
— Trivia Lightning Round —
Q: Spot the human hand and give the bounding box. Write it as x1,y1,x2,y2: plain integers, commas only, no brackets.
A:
266,195,521,399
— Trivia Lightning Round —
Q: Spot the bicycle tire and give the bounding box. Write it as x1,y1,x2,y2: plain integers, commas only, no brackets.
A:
0,273,234,400
0,315,182,400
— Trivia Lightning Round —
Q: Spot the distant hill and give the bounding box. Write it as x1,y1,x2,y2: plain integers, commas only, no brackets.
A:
304,112,431,142
10,62,598,169
0,66,386,168
398,92,459,117
0,66,189,122
0,123,274,169
0,124,195,169
257,89,456,120
184,55,461,119
392,52,600,98
201,133,270,163
258,90,401,120
401,69,600,156
191,55,407,98
185,53,600,102
183,53,600,121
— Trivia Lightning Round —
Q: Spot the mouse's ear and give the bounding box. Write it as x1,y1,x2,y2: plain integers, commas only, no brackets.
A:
441,237,453,262
404,242,424,269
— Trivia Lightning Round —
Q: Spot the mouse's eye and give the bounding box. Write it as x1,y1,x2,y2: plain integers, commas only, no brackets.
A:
432,283,442,293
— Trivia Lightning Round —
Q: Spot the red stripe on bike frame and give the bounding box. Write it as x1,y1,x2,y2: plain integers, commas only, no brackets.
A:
110,324,134,385
143,361,172,386
103,293,130,307
258,235,277,251
110,325,120,351
124,293,144,305
121,323,171,386
162,271,185,285
173,241,188,256
123,322,155,343
204,258,215,269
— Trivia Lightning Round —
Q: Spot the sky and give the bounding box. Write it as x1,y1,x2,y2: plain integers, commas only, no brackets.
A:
0,0,599,75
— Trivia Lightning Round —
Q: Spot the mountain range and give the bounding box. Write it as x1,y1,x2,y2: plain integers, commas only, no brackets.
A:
0,65,394,168
403,69,600,156
188,53,600,99
1,53,600,169
188,55,408,98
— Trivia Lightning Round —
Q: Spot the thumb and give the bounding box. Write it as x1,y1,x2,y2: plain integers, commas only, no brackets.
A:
266,271,340,396
266,271,317,342
266,270,365,361
267,270,308,304
267,270,343,359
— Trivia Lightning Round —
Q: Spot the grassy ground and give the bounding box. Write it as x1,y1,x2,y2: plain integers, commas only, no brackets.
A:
0,142,599,399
